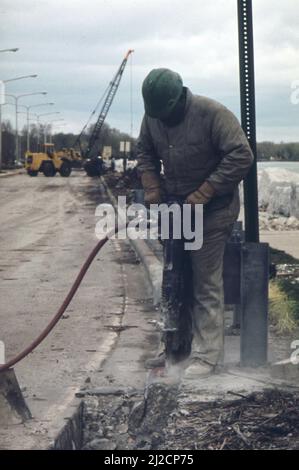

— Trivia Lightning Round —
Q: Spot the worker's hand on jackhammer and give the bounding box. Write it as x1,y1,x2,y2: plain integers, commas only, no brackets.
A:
186,181,215,206
141,171,164,206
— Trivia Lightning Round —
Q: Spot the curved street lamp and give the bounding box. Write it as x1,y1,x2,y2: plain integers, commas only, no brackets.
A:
0,74,38,169
3,74,37,83
5,91,47,164
18,102,55,151
0,48,19,53
35,112,60,148
45,119,65,144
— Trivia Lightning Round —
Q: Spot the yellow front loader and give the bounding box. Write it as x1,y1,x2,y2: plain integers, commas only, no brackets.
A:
25,143,72,177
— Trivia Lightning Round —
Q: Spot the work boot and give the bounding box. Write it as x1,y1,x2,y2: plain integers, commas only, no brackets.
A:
184,357,215,380
145,352,166,369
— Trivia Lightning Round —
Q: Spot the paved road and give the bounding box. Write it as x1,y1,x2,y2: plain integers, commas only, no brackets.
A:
260,231,299,260
0,171,154,448
238,207,299,260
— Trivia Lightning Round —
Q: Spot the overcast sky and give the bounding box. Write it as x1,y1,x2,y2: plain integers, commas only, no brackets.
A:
1,0,299,141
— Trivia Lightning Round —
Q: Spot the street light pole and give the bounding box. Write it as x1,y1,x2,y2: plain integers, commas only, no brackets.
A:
0,74,38,169
36,112,60,147
18,102,54,151
47,119,65,144
4,74,37,83
5,91,47,164
0,104,2,171
0,48,19,53
49,123,67,144
0,48,19,169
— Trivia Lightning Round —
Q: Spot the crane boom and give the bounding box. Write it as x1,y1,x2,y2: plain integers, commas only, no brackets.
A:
84,49,134,159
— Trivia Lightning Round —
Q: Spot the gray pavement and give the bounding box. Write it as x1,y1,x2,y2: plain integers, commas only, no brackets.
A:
1,172,298,449
0,172,158,449
238,206,299,260
260,230,299,259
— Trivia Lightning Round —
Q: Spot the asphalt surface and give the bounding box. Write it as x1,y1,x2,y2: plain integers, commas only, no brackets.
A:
0,171,154,449
238,207,299,259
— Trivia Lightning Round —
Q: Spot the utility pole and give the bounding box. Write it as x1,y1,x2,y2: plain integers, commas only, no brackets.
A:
5,89,46,165
237,0,268,367
37,112,60,148
237,0,259,242
0,48,19,53
1,75,38,169
0,101,2,171
47,119,65,144
0,48,19,169
18,102,54,151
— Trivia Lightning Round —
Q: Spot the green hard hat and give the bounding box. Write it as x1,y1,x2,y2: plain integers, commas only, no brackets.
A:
142,68,183,119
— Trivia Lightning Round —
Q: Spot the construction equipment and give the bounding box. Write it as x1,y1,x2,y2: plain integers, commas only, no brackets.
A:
25,143,72,177
57,147,83,168
75,49,134,177
160,198,192,364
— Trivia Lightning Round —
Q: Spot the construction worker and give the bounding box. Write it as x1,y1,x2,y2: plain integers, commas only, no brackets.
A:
137,68,254,378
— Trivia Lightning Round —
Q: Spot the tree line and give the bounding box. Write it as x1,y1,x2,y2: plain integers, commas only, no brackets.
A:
0,119,136,167
257,141,299,161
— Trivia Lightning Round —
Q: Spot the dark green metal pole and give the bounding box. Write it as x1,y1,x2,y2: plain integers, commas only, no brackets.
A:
237,0,259,242
238,0,269,366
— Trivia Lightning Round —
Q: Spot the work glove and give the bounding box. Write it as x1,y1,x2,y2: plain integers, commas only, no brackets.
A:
186,181,215,206
141,171,163,205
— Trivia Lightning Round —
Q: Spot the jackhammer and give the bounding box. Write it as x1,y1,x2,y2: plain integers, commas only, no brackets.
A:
158,198,193,364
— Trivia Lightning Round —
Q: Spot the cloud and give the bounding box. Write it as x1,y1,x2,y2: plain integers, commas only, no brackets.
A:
1,0,299,141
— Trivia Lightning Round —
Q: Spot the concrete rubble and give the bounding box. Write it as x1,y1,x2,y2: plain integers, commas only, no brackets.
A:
258,168,299,220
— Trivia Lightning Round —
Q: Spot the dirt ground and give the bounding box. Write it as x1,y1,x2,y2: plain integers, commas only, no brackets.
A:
82,386,299,450
161,389,299,450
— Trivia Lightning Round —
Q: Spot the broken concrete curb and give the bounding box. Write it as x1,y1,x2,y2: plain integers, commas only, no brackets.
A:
51,402,84,450
101,176,163,306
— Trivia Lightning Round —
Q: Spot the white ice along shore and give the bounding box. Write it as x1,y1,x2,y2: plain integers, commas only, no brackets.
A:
258,168,299,219
115,160,299,230
240,168,299,230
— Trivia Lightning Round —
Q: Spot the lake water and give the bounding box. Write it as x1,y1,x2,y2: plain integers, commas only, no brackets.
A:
117,160,299,175
258,161,299,174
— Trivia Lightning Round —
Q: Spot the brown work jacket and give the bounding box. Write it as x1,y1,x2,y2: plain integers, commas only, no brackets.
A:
137,88,253,210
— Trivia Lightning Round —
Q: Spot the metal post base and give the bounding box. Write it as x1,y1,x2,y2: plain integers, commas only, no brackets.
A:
240,242,269,366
